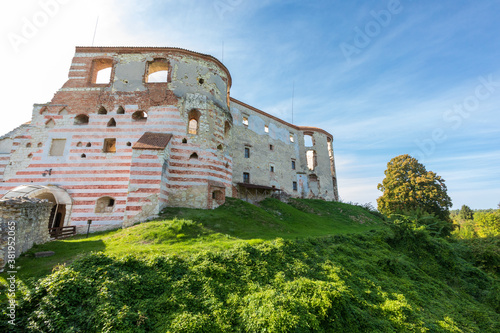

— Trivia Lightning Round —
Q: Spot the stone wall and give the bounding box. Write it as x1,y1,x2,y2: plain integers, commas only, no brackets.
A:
0,197,52,272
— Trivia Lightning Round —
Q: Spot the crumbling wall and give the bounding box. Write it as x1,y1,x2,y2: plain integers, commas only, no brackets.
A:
0,197,52,271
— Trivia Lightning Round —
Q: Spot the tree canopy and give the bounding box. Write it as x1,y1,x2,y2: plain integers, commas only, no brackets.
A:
459,205,474,221
377,154,452,221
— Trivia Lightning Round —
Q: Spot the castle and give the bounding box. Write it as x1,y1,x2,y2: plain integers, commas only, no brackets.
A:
0,47,338,232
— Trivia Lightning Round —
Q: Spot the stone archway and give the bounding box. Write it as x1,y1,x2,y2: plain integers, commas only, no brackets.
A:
2,185,73,228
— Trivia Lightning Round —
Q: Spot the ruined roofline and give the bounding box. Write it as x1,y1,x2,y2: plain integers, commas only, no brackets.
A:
75,46,232,88
230,97,334,140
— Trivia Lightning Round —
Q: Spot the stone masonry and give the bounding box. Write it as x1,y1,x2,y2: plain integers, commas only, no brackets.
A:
0,46,339,232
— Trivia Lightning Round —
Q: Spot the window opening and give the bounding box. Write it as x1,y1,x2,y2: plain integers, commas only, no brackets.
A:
188,109,201,135
74,114,89,125
293,181,298,191
146,59,169,83
77,142,83,147
182,138,188,144
26,142,31,148
264,125,269,133
81,153,86,158
304,133,314,146
95,196,116,213
92,59,113,84
107,118,116,127
244,147,250,158
270,165,275,173
291,160,296,170
117,106,125,114
45,119,55,128
189,152,198,160
269,144,273,151
242,117,249,126
103,138,116,153
224,121,231,137
243,172,250,184
306,150,317,170
49,139,66,156
132,110,147,121
97,106,107,115
289,133,295,142
86,142,92,147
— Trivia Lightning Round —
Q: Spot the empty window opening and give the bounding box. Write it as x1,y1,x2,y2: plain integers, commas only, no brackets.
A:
306,150,317,170
264,125,269,133
243,172,250,184
97,106,108,115
244,147,250,158
146,59,169,83
327,137,334,157
117,106,125,114
95,196,116,213
58,107,68,115
304,133,314,147
37,142,42,148
293,181,298,191
107,118,116,127
27,153,33,158
182,138,188,144
269,144,273,151
270,165,275,173
81,153,86,158
103,138,116,153
86,142,92,147
225,162,229,168
132,110,147,121
217,144,223,151
242,117,249,126
92,59,113,84
49,139,66,156
126,142,132,147
198,78,204,85
188,109,201,135
189,152,198,160
224,121,231,137
289,133,295,142
45,119,55,128
74,114,89,125
76,142,83,147
26,142,31,148
291,160,296,170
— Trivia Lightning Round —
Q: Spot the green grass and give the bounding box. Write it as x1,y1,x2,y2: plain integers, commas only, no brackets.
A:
0,198,382,283
2,198,498,332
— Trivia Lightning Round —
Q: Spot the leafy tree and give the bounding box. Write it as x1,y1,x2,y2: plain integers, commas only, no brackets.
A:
377,154,452,221
459,205,474,221
474,211,500,237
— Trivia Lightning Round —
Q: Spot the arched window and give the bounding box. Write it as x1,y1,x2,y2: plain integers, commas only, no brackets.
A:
116,106,125,114
107,118,116,127
304,133,314,146
74,114,89,125
132,110,147,121
95,196,116,213
189,152,198,160
45,119,55,128
224,121,231,138
97,106,108,115
188,109,201,135
91,59,113,84
146,59,169,83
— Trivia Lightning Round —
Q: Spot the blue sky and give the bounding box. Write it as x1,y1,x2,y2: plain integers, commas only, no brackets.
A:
1,0,499,209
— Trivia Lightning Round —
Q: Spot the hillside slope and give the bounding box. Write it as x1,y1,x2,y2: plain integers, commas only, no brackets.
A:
1,199,499,332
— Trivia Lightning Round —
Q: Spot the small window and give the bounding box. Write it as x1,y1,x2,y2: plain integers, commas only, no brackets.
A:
26,142,32,148
95,196,116,213
107,118,116,127
188,109,201,135
224,121,231,137
289,133,295,142
242,117,249,126
97,106,108,115
132,110,147,121
86,142,92,147
291,160,296,170
49,139,66,156
243,172,250,184
81,153,86,158
182,138,188,144
91,59,113,84
126,142,132,147
189,152,198,160
304,133,314,147
306,150,317,170
269,144,273,151
244,147,250,158
270,165,274,173
217,144,223,151
27,153,33,158
293,181,298,191
117,106,125,114
103,138,116,153
146,59,169,83
77,141,83,147
37,142,42,148
74,114,89,125
264,125,269,133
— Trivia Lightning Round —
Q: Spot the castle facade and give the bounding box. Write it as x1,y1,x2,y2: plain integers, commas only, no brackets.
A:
0,47,338,232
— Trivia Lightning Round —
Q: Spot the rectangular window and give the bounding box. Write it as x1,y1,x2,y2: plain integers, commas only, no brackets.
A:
291,160,296,170
264,125,269,133
289,133,295,142
270,165,274,172
269,144,273,151
103,138,117,153
243,117,249,126
244,147,250,158
243,172,250,184
49,139,66,156
293,181,298,191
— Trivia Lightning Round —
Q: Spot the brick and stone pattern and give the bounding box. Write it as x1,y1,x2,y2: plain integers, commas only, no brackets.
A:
0,46,338,232
0,197,52,271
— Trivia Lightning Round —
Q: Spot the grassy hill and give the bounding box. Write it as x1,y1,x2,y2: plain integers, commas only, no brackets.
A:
1,198,499,332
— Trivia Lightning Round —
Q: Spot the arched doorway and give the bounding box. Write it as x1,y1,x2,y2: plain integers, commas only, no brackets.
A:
2,185,73,229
